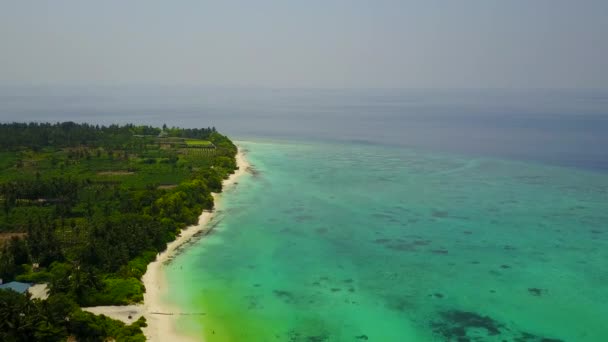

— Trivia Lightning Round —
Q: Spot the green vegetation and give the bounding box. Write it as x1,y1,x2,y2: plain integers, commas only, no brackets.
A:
0,288,147,342
0,122,237,341
185,139,214,147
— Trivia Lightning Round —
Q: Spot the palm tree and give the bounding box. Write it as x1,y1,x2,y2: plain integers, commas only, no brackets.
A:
69,263,102,305
0,289,39,341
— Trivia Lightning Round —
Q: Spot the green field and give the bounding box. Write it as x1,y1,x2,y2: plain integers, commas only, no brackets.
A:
185,139,214,147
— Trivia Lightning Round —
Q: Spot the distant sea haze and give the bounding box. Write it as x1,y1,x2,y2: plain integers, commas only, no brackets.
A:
1,87,607,171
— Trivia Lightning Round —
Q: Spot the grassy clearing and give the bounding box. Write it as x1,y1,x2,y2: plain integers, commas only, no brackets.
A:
185,139,214,147
96,171,135,176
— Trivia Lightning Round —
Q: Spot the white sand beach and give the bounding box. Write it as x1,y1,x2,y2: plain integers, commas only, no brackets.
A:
83,146,250,341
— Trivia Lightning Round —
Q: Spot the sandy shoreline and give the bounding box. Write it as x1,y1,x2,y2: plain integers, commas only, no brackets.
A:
84,146,250,341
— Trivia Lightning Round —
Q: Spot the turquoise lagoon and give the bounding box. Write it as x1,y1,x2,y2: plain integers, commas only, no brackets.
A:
165,140,608,342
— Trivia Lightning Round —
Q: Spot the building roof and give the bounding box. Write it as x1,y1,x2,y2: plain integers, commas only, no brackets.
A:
0,281,32,293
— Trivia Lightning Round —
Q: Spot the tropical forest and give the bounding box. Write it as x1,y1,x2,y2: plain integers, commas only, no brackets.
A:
0,122,237,341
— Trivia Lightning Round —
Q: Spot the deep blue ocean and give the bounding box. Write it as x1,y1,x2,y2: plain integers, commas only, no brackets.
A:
2,87,608,341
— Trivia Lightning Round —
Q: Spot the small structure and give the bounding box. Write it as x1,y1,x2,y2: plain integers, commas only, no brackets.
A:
28,283,49,299
0,281,32,294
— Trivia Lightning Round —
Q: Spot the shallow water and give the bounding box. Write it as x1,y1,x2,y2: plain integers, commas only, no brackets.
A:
165,141,608,341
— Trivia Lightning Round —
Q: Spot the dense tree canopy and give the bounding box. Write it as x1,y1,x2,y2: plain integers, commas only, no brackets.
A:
0,122,237,341
0,122,217,151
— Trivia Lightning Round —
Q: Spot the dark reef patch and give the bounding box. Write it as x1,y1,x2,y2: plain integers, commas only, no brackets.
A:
315,227,329,234
431,249,449,255
515,331,564,342
372,212,394,219
295,215,315,222
273,290,295,302
432,210,450,218
288,330,329,342
528,288,546,297
431,310,502,340
355,335,369,340
387,297,413,312
385,243,416,252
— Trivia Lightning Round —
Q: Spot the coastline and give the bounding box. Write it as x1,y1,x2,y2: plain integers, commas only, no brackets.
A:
84,146,250,341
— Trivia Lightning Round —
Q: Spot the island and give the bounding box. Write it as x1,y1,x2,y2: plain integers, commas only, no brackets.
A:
0,122,240,341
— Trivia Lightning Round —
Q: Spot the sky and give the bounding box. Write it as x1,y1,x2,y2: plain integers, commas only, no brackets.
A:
1,0,607,89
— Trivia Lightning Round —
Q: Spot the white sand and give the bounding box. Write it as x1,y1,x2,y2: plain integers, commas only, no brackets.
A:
83,146,250,341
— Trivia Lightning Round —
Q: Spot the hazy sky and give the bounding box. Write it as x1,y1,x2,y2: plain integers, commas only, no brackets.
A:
1,1,607,88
